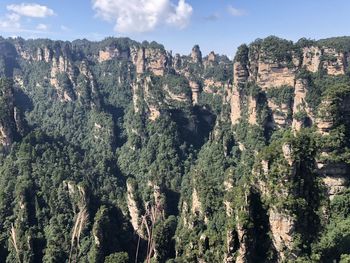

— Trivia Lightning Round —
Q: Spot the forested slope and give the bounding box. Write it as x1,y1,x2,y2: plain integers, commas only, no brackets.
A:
0,35,349,262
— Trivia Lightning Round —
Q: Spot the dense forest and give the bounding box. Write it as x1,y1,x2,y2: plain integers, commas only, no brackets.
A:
0,35,350,262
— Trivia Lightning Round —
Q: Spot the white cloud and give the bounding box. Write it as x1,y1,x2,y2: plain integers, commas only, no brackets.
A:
92,0,193,33
0,13,21,31
7,3,55,18
36,23,48,31
227,5,246,17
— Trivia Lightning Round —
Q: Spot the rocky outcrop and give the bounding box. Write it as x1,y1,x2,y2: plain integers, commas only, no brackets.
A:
126,181,142,235
268,209,295,261
248,96,258,125
235,222,249,263
191,188,202,216
257,61,295,90
189,81,200,105
233,62,249,85
132,76,161,121
230,85,241,125
204,51,217,68
0,82,17,151
130,46,169,76
0,125,13,150
269,100,290,127
292,79,313,131
322,48,346,75
191,45,202,64
98,46,130,62
302,46,321,72
318,163,349,199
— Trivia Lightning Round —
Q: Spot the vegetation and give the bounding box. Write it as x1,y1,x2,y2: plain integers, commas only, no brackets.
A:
0,35,349,263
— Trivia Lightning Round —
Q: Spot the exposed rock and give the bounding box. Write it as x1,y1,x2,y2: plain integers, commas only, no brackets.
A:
317,163,349,199
316,100,334,135
233,62,249,85
189,80,200,104
0,125,13,150
203,79,224,94
235,222,248,263
126,181,142,235
164,84,189,103
230,85,241,125
269,209,296,261
98,46,130,62
257,61,295,90
282,143,293,166
131,47,146,74
268,100,290,128
322,48,346,75
208,51,216,62
292,79,313,131
322,175,348,199
191,188,202,216
248,96,258,125
204,51,216,67
224,230,236,263
144,48,169,76
36,47,52,62
50,55,77,102
173,53,182,71
191,45,202,64
302,46,321,72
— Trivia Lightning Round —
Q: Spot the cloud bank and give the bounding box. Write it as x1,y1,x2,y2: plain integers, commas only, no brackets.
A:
7,3,55,18
92,0,193,33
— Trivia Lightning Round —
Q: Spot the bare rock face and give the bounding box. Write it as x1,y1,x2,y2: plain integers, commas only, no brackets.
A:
204,51,216,67
322,175,348,199
36,47,52,62
316,100,334,135
191,45,202,64
203,78,224,94
0,84,16,151
0,125,13,150
268,100,290,128
191,188,202,216
126,181,142,236
269,209,296,261
145,48,169,76
50,55,77,101
233,62,249,85
322,48,346,75
98,46,130,62
131,47,169,76
173,54,182,71
302,46,322,72
292,79,313,131
317,163,349,199
230,58,249,125
189,80,200,105
257,61,295,90
235,222,249,263
78,61,97,94
132,77,161,121
230,85,241,125
248,96,258,125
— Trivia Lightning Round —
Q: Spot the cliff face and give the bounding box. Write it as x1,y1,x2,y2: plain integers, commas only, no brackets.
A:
1,35,350,263
0,80,21,151
223,36,350,263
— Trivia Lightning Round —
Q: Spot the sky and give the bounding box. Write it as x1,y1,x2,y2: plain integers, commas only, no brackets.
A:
0,0,350,57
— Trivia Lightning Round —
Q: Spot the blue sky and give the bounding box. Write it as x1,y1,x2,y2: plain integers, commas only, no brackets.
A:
0,0,349,57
